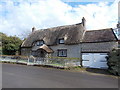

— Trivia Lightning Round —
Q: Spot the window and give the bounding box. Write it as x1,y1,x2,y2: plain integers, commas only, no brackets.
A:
32,40,44,46
36,40,44,46
57,49,67,57
59,38,64,44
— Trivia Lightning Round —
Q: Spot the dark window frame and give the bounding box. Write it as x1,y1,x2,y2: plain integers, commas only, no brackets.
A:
37,40,44,46
57,49,67,57
32,40,45,46
32,40,44,46
58,38,64,44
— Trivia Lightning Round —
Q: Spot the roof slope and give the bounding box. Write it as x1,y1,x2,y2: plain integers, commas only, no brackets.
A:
82,28,117,43
21,23,85,47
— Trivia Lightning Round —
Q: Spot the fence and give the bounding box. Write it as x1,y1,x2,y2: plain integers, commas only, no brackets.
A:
28,57,80,68
1,55,28,64
0,55,80,68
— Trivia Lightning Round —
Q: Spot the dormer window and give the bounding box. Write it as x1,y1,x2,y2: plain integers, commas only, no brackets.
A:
33,40,44,46
37,40,44,46
59,38,64,44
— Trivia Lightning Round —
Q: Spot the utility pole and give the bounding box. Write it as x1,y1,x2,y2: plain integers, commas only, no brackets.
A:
117,1,120,39
115,2,120,40
117,1,120,48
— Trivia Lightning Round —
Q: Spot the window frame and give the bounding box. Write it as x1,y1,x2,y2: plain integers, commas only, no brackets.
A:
57,49,67,57
37,41,44,46
59,38,64,44
32,40,44,46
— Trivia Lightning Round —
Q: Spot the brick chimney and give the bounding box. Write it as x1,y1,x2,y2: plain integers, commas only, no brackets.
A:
32,27,36,32
82,17,86,30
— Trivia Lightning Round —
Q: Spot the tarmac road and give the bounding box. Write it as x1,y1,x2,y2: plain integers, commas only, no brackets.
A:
2,64,119,88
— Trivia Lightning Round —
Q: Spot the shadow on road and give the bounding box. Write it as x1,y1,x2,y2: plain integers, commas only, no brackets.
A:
85,68,112,75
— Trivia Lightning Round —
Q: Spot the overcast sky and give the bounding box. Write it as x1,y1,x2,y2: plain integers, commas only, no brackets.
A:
0,0,119,38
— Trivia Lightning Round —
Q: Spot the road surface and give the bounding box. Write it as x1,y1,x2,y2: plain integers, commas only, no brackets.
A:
2,64,118,88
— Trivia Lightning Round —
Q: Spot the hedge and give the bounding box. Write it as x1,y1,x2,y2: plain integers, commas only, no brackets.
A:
107,49,120,76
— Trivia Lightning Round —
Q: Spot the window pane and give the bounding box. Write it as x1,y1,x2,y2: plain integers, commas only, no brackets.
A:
59,39,64,44
40,41,44,45
63,50,67,56
58,49,67,57
60,40,64,43
36,40,44,46
59,51,62,56
37,42,40,46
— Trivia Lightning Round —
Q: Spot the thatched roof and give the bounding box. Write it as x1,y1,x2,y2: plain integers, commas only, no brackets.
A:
21,23,118,48
21,23,85,47
82,28,118,43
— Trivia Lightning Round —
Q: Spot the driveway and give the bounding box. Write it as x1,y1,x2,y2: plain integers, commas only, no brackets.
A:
2,64,119,88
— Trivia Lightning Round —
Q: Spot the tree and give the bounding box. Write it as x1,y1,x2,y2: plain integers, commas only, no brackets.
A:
0,32,23,55
107,49,120,76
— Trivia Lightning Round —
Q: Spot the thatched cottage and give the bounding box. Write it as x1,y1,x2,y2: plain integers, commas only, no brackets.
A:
21,18,118,68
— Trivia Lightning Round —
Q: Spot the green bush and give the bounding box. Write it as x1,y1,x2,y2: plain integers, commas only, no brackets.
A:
0,32,22,55
107,49,120,76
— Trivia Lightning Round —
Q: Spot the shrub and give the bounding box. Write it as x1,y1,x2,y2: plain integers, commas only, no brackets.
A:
107,49,120,76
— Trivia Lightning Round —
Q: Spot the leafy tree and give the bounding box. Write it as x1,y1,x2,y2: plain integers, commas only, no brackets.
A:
107,49,120,76
0,32,22,55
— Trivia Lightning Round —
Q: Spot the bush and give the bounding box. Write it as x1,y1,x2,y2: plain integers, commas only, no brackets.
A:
0,32,22,55
107,49,120,76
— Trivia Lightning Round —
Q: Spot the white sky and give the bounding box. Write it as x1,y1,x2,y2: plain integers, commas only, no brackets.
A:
0,0,119,39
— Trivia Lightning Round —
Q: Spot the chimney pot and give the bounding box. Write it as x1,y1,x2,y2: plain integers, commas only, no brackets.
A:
82,17,86,30
32,27,36,32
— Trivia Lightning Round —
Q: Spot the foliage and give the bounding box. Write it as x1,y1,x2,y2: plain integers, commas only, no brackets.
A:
107,49,120,76
0,32,23,55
